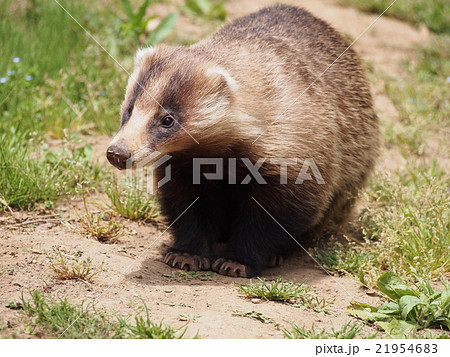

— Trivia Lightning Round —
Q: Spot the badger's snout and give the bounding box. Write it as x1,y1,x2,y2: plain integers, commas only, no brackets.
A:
106,144,132,170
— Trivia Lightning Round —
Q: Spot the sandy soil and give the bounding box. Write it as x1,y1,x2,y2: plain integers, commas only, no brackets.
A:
0,0,433,338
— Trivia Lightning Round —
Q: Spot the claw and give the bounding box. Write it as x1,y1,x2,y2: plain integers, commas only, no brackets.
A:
212,258,250,278
163,251,210,272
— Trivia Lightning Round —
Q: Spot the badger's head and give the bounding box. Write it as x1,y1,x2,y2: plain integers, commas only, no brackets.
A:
106,46,239,170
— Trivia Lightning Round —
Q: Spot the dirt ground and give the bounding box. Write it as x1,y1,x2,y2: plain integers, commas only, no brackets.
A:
0,0,433,338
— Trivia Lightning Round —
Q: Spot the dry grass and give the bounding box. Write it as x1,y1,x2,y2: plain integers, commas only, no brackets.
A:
77,197,124,243
48,248,103,282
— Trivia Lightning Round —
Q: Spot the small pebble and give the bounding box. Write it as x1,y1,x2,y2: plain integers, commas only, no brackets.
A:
251,298,262,304
164,289,173,293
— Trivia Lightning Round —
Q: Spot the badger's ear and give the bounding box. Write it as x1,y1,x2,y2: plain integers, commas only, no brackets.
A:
206,67,239,92
134,47,157,68
204,67,239,106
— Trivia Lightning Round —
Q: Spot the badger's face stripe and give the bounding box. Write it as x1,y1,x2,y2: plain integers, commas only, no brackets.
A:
121,58,167,127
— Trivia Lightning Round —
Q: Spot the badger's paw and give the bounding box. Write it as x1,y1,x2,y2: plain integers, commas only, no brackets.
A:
212,258,253,278
163,251,210,271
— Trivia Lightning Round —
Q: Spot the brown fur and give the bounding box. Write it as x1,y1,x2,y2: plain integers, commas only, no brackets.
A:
107,5,379,277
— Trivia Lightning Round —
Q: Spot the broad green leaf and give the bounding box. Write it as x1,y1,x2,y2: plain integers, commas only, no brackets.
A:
146,12,178,46
440,289,450,310
186,0,210,15
399,295,422,320
377,272,417,301
377,301,400,315
347,303,391,322
377,319,417,336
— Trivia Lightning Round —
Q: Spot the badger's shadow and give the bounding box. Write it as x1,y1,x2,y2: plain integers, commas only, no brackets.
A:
126,249,332,287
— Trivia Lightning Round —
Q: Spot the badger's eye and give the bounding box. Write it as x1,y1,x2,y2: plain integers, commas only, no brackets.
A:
161,115,174,128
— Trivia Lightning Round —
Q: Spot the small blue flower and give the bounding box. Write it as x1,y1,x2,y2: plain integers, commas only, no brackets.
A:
0,77,7,83
12,57,21,63
25,75,33,81
7,70,15,76
100,90,107,96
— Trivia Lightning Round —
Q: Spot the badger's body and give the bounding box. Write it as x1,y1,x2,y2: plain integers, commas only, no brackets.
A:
107,6,379,277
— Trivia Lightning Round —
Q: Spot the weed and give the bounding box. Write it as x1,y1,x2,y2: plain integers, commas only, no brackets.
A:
284,321,376,339
110,0,178,53
183,0,227,21
237,278,332,312
77,197,124,243
232,310,277,325
106,176,159,222
48,248,103,282
18,291,193,338
115,304,189,339
349,272,450,337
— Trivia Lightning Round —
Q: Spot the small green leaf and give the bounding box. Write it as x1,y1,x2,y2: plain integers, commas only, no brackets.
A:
377,272,417,301
136,0,153,23
146,12,178,46
398,295,422,320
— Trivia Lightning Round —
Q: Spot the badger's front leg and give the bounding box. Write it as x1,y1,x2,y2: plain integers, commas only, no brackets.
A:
212,188,321,278
161,198,217,272
159,174,232,272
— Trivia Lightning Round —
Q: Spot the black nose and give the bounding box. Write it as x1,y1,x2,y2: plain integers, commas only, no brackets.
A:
106,145,132,170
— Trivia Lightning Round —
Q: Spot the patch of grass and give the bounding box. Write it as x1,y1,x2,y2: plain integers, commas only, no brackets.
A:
48,248,103,282
106,176,160,222
20,291,116,338
313,242,373,280
18,291,188,338
349,272,450,337
77,197,124,243
0,1,125,139
0,0,90,77
237,278,332,312
316,161,449,288
338,0,449,34
383,36,449,156
116,304,189,339
360,163,449,280
0,135,104,210
284,321,376,339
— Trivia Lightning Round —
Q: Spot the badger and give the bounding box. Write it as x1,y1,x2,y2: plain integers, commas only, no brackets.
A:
107,5,379,277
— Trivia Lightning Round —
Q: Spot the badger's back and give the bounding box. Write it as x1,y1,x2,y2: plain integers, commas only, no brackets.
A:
191,5,379,227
